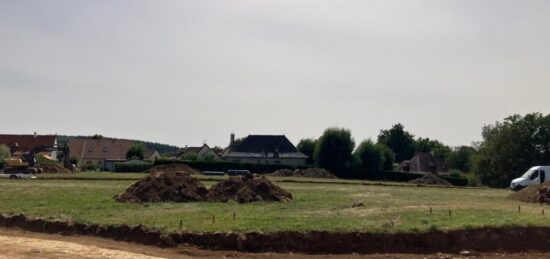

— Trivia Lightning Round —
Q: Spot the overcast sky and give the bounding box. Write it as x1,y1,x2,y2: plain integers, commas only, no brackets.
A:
1,0,549,148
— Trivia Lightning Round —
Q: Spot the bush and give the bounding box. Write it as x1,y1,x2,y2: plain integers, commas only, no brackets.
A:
114,162,152,172
154,159,310,173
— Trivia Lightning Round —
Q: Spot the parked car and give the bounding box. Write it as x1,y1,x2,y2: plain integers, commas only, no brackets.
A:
0,170,37,179
510,166,550,191
227,169,250,176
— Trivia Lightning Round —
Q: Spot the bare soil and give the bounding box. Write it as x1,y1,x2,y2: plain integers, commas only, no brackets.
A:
115,171,208,203
146,164,201,175
509,181,550,203
208,174,293,203
409,174,452,186
0,228,549,259
39,163,71,173
269,168,337,178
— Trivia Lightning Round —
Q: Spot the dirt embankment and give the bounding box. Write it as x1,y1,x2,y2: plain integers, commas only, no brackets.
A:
509,182,550,203
269,168,337,179
146,164,201,175
38,163,71,173
115,171,209,203
3,213,550,254
116,170,292,204
208,174,292,203
409,174,452,186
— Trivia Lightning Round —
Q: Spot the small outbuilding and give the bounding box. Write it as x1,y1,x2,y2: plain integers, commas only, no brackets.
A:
398,152,449,175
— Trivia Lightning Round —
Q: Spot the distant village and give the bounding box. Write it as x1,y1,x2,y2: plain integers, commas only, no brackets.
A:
0,132,448,176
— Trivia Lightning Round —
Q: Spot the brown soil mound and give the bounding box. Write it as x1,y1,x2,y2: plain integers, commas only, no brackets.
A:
509,182,550,203
269,168,337,179
208,174,292,203
115,171,208,203
146,164,201,175
409,174,452,186
38,164,71,173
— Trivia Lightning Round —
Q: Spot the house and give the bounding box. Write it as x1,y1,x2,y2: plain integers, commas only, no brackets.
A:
0,134,58,160
68,138,159,171
177,144,224,162
221,134,308,166
398,152,449,175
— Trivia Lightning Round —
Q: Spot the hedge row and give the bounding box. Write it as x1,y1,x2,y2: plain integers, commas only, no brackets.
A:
154,159,468,186
114,162,153,172
154,159,310,173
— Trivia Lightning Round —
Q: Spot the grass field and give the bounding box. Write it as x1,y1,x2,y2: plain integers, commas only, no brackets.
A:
0,172,547,233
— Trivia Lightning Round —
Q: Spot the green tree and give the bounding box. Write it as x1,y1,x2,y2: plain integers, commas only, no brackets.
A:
314,127,355,176
354,140,384,173
297,138,317,164
447,146,476,172
377,123,415,163
126,143,145,160
415,137,452,161
377,143,396,171
474,113,550,187
354,141,396,173
91,134,103,139
0,144,10,164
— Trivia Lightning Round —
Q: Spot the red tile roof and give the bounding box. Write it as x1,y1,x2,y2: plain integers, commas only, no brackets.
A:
0,134,57,153
68,138,134,161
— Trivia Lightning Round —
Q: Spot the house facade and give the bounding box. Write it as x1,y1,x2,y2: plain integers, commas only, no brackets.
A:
0,134,58,160
68,138,159,171
177,144,224,162
221,134,308,166
398,152,449,175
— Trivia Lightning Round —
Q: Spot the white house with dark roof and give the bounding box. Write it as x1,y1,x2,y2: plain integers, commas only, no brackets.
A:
221,134,308,166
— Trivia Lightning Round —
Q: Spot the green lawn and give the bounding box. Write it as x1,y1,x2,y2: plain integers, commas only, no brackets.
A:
0,174,546,233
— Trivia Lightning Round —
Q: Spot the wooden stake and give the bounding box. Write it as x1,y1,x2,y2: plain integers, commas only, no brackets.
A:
233,212,236,220
448,210,452,217
212,215,215,224
430,207,433,215
543,209,545,216
179,220,182,230
518,205,521,213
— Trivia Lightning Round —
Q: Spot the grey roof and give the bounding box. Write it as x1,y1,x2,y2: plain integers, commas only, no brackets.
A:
223,152,308,159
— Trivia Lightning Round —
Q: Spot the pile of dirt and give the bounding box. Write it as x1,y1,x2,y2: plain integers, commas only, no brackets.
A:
409,174,453,186
208,174,293,203
146,164,201,175
268,168,337,179
115,171,208,203
38,163,71,173
509,182,550,204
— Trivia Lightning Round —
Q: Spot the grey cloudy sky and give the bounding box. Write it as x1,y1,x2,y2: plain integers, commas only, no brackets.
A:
1,0,549,148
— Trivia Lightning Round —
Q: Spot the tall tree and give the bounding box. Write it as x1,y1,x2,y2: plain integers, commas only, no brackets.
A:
314,128,355,176
0,144,10,162
447,145,476,172
474,113,550,187
415,137,452,161
297,138,317,164
377,123,415,163
126,143,146,160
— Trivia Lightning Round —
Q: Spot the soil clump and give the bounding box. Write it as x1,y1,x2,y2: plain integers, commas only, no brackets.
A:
409,174,452,186
509,181,550,204
115,170,208,203
208,174,293,203
269,168,337,179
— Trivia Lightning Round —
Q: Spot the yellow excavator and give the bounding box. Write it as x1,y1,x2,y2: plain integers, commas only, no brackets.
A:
2,145,65,174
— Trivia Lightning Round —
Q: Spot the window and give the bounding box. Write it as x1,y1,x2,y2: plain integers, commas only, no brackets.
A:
103,147,107,152
274,160,281,164
530,170,539,180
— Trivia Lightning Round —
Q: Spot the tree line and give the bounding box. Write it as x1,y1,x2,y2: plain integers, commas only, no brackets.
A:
296,112,550,187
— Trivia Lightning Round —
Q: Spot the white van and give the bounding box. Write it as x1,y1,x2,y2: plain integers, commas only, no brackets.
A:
510,166,550,191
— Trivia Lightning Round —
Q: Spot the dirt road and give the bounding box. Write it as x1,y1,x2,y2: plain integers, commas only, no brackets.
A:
1,228,550,259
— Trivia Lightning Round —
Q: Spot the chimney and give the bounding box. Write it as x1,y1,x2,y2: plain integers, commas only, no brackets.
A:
34,132,37,138
230,133,235,146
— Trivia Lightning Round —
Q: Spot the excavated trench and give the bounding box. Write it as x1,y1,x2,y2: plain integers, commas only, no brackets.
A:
1,213,550,254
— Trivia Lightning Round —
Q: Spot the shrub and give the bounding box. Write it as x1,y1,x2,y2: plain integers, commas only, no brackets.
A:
114,162,152,172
